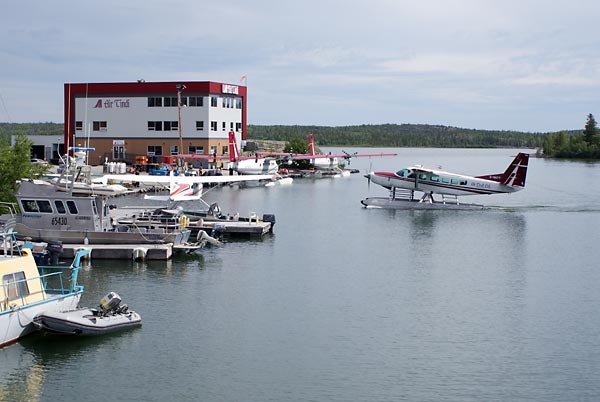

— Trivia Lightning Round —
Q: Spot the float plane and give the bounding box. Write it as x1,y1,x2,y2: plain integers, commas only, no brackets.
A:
97,171,277,201
362,152,529,210
259,133,397,174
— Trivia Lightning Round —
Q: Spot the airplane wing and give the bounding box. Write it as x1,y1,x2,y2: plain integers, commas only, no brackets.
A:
98,173,276,185
281,152,397,160
177,154,230,160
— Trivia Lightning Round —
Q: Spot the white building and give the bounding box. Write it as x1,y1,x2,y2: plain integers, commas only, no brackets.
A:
64,81,247,165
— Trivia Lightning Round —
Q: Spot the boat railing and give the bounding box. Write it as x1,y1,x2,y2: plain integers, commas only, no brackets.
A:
0,268,82,313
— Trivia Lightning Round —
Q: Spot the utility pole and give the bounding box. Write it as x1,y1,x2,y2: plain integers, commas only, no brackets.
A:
176,84,186,157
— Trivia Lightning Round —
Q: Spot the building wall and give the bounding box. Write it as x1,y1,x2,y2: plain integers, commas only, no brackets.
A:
65,81,246,165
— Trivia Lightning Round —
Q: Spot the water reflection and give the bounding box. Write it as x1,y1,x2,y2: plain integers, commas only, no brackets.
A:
0,344,44,402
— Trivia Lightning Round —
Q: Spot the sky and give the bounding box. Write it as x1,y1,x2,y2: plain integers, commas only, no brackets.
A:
1,0,600,132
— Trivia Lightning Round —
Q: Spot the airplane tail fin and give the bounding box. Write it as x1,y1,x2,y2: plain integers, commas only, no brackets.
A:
229,131,240,163
477,153,529,188
168,172,202,201
309,133,316,156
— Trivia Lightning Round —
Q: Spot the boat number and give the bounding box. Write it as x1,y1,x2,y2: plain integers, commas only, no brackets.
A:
51,217,67,226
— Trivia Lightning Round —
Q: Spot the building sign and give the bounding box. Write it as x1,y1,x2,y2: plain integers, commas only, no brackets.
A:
222,84,239,95
113,140,125,146
93,99,131,108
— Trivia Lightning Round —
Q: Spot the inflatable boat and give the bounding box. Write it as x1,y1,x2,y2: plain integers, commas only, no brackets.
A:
34,292,141,336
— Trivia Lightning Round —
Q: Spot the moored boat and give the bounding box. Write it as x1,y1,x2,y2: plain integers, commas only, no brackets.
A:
34,292,142,336
0,231,89,348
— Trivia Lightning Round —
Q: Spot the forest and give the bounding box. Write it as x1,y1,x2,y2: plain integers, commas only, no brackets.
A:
0,121,546,149
247,124,544,148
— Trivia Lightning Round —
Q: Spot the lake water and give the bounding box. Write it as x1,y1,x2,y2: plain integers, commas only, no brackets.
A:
2,148,600,402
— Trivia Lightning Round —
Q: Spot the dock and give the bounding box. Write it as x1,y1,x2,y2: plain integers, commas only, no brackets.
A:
60,243,173,261
189,220,272,237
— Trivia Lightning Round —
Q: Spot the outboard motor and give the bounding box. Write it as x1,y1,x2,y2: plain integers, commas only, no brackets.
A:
99,292,122,315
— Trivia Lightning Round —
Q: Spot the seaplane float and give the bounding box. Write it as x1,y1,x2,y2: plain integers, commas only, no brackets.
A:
34,291,141,336
362,152,529,210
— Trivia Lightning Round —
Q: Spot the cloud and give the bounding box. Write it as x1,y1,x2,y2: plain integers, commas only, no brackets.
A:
1,0,600,131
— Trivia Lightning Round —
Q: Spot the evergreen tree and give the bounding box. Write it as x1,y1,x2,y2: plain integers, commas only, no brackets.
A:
583,113,597,144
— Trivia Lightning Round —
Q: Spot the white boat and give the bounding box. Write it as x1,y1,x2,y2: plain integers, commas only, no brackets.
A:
0,231,89,348
34,292,142,336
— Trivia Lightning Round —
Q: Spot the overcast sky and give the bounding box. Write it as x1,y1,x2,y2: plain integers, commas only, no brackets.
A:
1,0,600,132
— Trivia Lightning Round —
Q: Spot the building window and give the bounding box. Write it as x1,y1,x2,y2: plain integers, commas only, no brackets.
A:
148,97,162,107
235,98,242,109
189,146,204,154
221,146,228,155
75,121,83,131
164,121,178,131
147,145,163,156
170,145,178,156
236,122,242,132
148,121,163,131
210,121,217,131
196,121,204,131
222,122,226,131
189,96,203,107
92,121,107,131
211,96,218,107
230,122,234,130
164,97,178,107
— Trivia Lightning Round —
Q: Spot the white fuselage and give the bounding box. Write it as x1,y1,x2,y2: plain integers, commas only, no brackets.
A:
368,168,518,196
234,159,279,175
312,157,339,171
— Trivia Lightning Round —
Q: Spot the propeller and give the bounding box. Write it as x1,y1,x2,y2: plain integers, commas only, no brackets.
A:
364,162,373,190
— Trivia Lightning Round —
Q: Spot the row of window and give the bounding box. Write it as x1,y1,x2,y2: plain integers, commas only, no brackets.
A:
146,145,229,157
21,199,80,214
148,96,241,109
76,120,242,132
148,121,178,131
396,169,468,185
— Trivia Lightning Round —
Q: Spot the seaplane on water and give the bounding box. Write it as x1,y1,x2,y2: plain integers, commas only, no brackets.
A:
259,133,397,175
362,152,529,210
177,132,292,185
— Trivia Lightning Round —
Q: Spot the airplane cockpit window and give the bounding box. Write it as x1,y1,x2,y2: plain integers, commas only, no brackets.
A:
396,169,413,177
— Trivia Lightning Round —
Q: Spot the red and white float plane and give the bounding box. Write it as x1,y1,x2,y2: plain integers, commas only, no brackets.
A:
98,170,277,201
362,152,529,209
259,133,397,174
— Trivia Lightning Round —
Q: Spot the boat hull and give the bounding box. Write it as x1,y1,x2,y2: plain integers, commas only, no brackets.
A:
14,223,190,245
0,292,82,348
34,308,142,336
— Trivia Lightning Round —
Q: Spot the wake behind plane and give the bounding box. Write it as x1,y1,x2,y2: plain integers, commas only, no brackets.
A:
362,153,529,210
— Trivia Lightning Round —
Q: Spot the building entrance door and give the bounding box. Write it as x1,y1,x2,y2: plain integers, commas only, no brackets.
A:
113,146,125,161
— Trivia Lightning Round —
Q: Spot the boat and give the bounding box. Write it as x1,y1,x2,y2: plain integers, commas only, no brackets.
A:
0,179,194,246
0,230,89,347
34,291,141,336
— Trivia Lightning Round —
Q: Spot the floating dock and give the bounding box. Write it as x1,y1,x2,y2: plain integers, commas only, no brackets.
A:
188,220,272,237
60,243,173,261
361,197,485,211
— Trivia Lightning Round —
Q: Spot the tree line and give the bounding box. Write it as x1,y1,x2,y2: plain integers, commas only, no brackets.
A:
542,114,600,159
248,124,544,148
